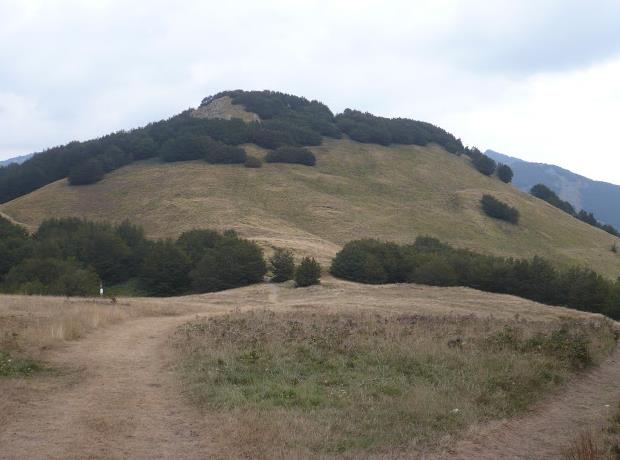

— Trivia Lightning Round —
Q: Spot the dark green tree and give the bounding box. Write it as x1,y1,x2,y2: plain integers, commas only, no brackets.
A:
264,147,316,166
190,237,266,292
496,164,514,183
68,159,104,185
269,248,295,282
481,194,519,224
294,257,321,287
244,156,262,168
139,240,191,296
472,154,497,176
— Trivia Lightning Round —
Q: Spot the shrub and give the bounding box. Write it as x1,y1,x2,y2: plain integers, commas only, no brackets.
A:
98,145,133,173
205,144,246,164
160,135,211,162
68,159,104,185
472,154,497,176
249,127,291,149
481,194,519,224
335,109,464,152
295,257,321,287
265,147,316,166
269,248,295,282
176,229,222,264
496,163,514,183
2,258,100,296
330,239,410,284
244,156,262,168
530,184,576,215
189,236,266,292
139,240,192,296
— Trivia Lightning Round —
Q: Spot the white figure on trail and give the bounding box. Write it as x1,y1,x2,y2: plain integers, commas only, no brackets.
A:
99,283,104,297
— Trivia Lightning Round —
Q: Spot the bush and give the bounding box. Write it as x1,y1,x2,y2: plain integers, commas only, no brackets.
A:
2,258,100,296
481,194,519,224
265,147,316,166
471,154,497,176
269,248,295,282
530,184,576,215
295,257,321,287
335,109,464,152
98,145,133,173
139,240,192,296
176,229,222,264
330,239,409,284
497,164,514,183
189,236,266,292
68,159,104,185
244,156,262,168
205,144,246,164
160,135,211,162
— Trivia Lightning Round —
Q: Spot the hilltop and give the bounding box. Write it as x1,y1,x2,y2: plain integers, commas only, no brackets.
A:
0,90,617,278
1,91,618,279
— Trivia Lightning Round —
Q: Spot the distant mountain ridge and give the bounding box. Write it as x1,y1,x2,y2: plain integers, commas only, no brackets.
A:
486,150,620,230
0,153,34,167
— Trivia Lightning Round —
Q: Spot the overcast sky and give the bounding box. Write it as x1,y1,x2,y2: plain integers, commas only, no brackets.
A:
1,0,620,183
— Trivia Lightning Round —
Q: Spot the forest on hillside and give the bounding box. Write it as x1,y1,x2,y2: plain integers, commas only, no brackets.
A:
0,90,503,203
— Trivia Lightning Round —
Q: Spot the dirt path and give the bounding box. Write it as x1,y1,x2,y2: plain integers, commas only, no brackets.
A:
2,285,620,459
426,344,620,460
0,314,217,460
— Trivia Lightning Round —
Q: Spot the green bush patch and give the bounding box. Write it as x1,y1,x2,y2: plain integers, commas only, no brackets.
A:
0,350,42,377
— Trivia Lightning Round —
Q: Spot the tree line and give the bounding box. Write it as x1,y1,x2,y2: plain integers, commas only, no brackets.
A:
531,184,619,236
330,237,620,319
0,216,321,297
1,90,509,202
2,213,618,321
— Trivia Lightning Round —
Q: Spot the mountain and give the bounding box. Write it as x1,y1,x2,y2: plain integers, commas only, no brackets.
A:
0,153,34,167
486,150,620,230
0,91,618,279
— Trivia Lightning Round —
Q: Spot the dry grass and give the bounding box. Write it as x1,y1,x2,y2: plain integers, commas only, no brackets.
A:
0,294,178,360
173,307,616,457
564,403,620,460
1,138,618,277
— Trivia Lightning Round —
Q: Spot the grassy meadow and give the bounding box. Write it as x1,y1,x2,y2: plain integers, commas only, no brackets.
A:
1,138,618,277
173,308,617,456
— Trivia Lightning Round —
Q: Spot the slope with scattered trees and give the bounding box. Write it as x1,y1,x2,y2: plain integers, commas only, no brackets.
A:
3,137,619,280
531,184,619,236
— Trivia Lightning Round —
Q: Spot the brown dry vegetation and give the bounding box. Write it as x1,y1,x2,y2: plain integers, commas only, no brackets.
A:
563,403,620,460
0,295,177,357
1,280,619,459
1,139,618,277
172,308,616,457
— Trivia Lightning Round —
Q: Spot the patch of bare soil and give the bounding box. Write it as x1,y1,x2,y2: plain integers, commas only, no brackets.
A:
0,315,217,459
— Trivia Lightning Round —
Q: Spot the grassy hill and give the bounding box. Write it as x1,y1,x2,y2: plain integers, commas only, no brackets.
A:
2,136,619,278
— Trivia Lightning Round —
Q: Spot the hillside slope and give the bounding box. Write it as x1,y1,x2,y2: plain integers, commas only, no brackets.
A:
487,149,620,229
2,138,619,278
